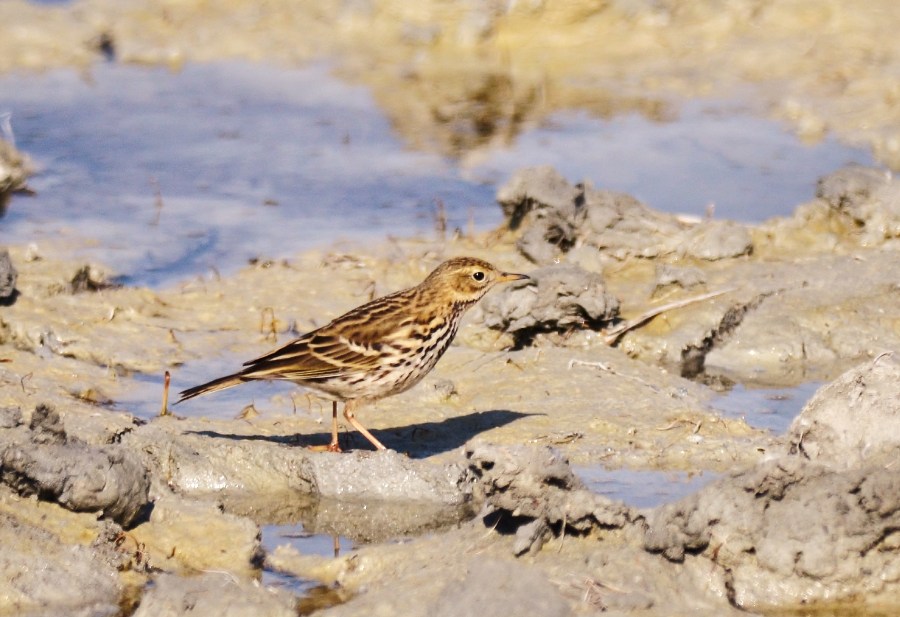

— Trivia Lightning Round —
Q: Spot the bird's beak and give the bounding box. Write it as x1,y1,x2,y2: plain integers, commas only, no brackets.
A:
498,272,530,283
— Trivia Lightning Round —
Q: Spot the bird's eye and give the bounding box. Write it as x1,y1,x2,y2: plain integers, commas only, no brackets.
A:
472,271,485,282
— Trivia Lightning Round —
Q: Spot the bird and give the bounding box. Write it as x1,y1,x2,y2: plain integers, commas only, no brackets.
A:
177,256,528,451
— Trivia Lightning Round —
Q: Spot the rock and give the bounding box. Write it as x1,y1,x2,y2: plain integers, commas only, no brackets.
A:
512,517,549,556
644,457,900,609
496,166,583,264
303,448,467,502
495,166,754,264
684,254,898,383
563,243,605,271
0,404,151,526
467,443,636,554
0,486,123,616
130,420,468,504
496,166,581,229
69,264,118,293
786,353,900,469
681,220,753,260
817,165,900,244
128,492,262,575
0,407,20,429
581,187,685,259
132,572,296,617
653,263,706,294
0,442,150,527
702,310,837,380
642,354,900,610
29,402,67,445
478,264,619,344
0,249,16,304
124,420,317,495
816,164,890,211
863,182,900,243
0,138,32,195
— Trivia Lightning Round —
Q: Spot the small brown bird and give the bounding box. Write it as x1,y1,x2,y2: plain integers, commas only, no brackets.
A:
178,257,528,451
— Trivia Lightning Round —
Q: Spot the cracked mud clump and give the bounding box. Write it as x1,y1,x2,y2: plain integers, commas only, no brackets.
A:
0,404,150,527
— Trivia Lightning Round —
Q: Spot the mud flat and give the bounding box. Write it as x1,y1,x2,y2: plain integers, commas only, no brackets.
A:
1,155,898,614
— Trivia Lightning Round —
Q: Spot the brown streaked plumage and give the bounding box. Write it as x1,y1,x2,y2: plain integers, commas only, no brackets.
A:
177,257,528,451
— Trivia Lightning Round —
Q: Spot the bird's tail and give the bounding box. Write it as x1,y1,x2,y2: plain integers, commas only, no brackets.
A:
177,373,247,404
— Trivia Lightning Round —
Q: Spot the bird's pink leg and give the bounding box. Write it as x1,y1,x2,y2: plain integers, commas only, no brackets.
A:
327,401,342,452
308,401,342,452
344,400,386,451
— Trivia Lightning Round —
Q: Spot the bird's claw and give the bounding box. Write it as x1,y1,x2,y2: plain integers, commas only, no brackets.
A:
307,442,343,453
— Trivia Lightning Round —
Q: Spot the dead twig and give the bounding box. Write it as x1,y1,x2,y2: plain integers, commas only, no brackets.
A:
260,307,278,342
434,198,447,241
602,288,735,345
654,417,702,433
158,371,171,416
567,359,659,391
20,372,33,394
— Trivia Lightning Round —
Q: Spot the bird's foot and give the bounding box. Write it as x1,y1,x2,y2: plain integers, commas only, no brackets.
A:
307,442,343,453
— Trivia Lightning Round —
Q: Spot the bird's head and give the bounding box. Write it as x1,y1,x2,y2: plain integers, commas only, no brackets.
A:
423,256,529,306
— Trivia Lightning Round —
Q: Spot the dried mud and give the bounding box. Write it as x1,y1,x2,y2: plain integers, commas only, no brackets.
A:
2,1,900,615
1,164,898,614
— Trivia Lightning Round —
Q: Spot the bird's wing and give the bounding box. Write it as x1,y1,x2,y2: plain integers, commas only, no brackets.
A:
239,334,375,380
240,296,418,381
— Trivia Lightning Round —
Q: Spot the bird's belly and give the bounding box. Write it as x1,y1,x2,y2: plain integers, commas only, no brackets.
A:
327,333,455,400
314,366,419,401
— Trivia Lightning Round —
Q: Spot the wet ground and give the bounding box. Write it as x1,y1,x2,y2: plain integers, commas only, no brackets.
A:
2,1,900,616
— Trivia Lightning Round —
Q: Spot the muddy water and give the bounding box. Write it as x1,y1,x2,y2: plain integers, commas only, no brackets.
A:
553,381,823,507
2,62,872,289
714,381,823,434
464,100,874,222
261,524,351,601
574,466,720,509
2,61,493,287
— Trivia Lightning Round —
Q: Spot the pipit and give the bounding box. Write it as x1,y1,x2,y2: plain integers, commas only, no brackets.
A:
177,256,528,451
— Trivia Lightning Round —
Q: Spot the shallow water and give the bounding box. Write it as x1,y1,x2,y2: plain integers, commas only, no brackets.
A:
713,381,821,434
574,466,720,508
2,61,489,287
260,523,352,600
262,523,354,559
2,61,873,288
572,380,820,505
124,354,280,421
465,101,873,222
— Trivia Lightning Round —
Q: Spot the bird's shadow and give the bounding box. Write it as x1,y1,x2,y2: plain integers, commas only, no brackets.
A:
187,408,534,458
